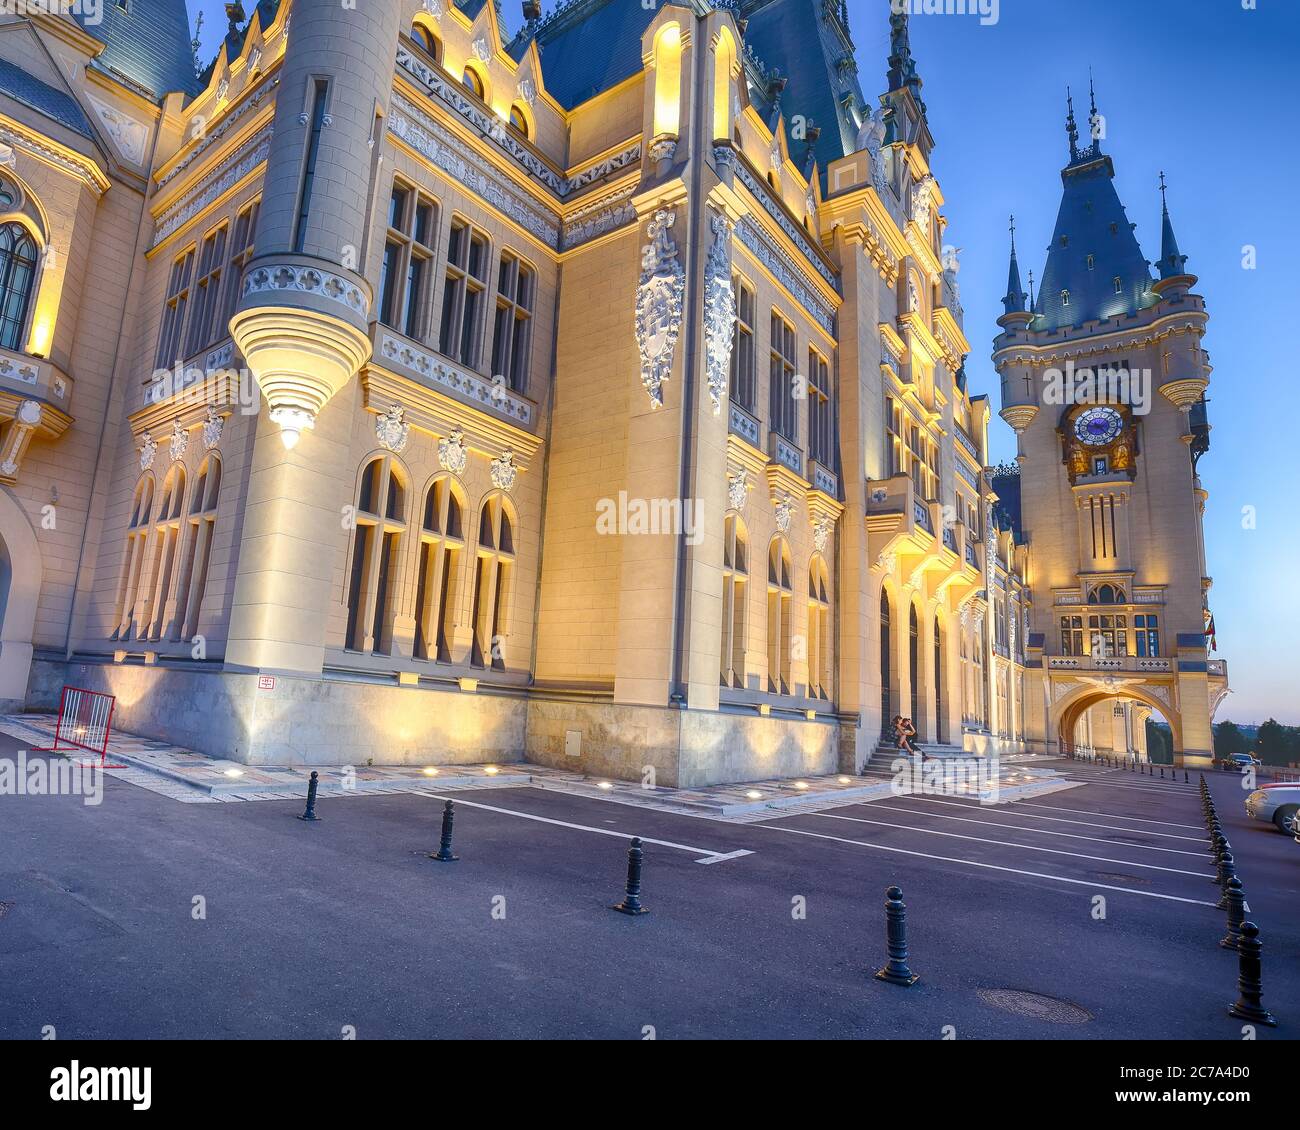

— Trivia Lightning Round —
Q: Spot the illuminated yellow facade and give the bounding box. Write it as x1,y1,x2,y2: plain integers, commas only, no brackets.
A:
0,1,1045,784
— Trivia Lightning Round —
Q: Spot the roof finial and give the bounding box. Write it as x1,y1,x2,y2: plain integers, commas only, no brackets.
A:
1159,169,1169,211
1009,213,1016,251
1027,269,1036,311
1066,86,1079,160
1087,68,1101,149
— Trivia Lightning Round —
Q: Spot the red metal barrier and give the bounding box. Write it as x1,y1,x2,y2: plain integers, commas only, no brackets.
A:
30,686,126,768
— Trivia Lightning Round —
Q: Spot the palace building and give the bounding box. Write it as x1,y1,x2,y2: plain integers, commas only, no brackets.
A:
0,0,1221,780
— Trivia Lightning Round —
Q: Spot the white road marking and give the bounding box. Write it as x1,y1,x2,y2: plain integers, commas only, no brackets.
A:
804,812,1214,877
878,794,1206,841
1014,798,1205,830
822,799,1205,856
417,791,751,865
756,823,1220,907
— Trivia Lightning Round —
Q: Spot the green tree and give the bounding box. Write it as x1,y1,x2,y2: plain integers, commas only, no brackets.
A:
1255,718,1300,766
1214,720,1247,757
1145,718,1172,764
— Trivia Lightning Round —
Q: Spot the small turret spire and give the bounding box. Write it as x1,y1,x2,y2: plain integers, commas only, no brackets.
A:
1157,171,1190,280
887,7,925,114
1002,214,1028,315
1066,87,1079,161
1087,70,1102,154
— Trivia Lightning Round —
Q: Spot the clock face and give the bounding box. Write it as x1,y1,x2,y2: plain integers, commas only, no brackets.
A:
1074,407,1123,447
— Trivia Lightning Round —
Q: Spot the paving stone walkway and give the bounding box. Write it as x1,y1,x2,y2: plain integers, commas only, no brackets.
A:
1,713,1075,819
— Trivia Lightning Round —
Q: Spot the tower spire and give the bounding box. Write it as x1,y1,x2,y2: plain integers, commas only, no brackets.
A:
1066,87,1079,161
1157,171,1190,280
1002,214,1028,315
887,6,925,114
1087,69,1103,155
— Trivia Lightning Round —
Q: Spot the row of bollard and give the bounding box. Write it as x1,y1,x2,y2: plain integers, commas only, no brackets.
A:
292,768,1267,1025
1200,774,1277,1026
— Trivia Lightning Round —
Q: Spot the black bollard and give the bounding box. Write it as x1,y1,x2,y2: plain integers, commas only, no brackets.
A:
298,770,321,822
1184,771,1189,783
612,837,648,915
1228,923,1278,1027
1214,841,1231,885
1219,877,1245,949
874,885,919,986
430,800,459,862
1216,853,1237,908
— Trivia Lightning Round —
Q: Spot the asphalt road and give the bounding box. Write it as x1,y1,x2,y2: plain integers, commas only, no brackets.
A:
1,731,1295,1040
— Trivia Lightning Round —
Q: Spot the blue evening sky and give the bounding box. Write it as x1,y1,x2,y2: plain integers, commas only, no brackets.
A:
185,0,1299,723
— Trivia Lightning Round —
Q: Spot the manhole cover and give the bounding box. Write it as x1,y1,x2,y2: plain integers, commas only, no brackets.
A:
976,988,1092,1024
1091,871,1151,886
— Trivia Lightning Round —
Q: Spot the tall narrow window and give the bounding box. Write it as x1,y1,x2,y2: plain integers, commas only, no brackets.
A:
379,182,437,339
933,619,944,743
720,513,747,688
412,23,441,63
491,253,534,392
767,537,793,694
470,495,515,669
880,589,893,731
440,219,489,367
808,558,831,700
414,476,465,662
345,456,408,654
0,221,38,352
1060,615,1084,656
293,79,329,253
144,462,187,639
729,277,755,412
174,454,222,641
1135,614,1160,657
769,310,797,442
157,247,195,367
909,603,920,732
185,225,229,358
808,347,833,467
112,474,155,639
217,200,259,341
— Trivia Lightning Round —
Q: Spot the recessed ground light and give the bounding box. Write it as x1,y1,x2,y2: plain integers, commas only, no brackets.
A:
597,781,613,790
794,781,809,790
746,790,763,800
223,768,243,778
484,765,499,775
838,776,852,784
422,767,439,777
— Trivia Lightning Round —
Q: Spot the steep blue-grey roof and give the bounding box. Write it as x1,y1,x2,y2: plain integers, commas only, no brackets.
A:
741,0,865,175
521,0,657,110
1033,146,1157,332
75,0,197,101
990,468,1024,544
0,56,93,139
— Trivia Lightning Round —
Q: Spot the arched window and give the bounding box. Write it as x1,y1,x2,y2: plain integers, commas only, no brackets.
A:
720,513,747,688
345,456,408,653
879,589,892,731
651,24,682,139
414,475,465,662
112,473,154,639
462,65,486,101
808,557,831,700
174,454,222,641
471,494,514,668
143,462,187,639
412,23,441,63
909,602,920,732
767,537,792,694
1089,582,1125,605
509,103,530,139
0,221,38,352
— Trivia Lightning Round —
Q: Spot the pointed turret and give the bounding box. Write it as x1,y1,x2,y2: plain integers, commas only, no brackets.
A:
1002,215,1028,315
1157,172,1190,280
887,6,924,112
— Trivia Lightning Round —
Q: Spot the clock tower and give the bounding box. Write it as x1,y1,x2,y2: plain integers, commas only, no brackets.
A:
991,90,1227,767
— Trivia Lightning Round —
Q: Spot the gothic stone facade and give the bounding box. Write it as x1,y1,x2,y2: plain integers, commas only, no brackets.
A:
3,0,1223,784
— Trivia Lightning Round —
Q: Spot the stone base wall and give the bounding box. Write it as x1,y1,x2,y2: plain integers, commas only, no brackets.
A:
26,659,840,786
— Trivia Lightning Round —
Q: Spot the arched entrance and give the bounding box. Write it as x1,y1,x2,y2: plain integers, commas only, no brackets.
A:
0,489,41,706
1053,683,1182,765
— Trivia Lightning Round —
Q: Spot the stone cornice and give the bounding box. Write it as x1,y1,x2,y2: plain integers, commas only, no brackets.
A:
735,216,835,337
0,115,110,196
993,312,1209,367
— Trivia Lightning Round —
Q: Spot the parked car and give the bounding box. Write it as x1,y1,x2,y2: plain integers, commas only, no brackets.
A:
1245,783,1300,833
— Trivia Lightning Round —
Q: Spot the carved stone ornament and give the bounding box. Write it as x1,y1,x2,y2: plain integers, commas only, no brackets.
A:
424,0,445,17
438,427,469,475
774,492,795,534
490,449,518,492
633,209,686,409
727,468,750,512
139,432,158,471
473,37,492,63
703,214,736,415
875,549,896,574
169,421,189,462
812,515,834,555
518,76,537,107
375,403,410,453
912,174,936,236
649,137,677,164
853,106,889,195
202,407,224,451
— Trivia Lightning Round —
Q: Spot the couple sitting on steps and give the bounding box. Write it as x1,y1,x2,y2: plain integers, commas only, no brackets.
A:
892,716,932,762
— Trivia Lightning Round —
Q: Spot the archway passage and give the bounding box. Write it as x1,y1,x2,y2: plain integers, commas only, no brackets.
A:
1055,685,1182,765
0,492,42,706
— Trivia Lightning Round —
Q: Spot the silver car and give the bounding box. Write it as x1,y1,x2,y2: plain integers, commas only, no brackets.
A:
1245,784,1300,834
